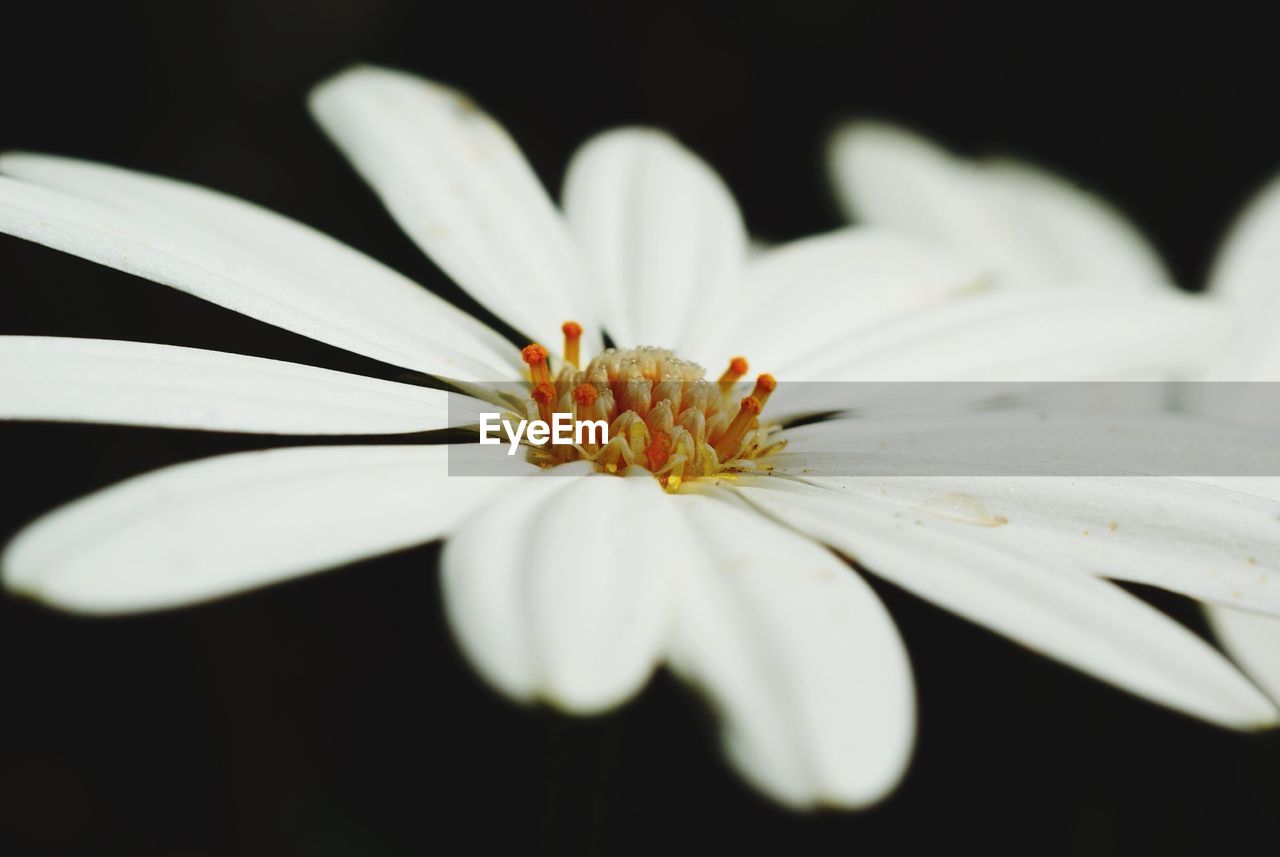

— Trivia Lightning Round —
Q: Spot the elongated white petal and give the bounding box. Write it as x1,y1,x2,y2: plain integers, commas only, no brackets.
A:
0,154,516,382
442,467,679,713
3,445,527,613
792,287,1224,381
757,444,1280,613
667,492,914,809
0,336,458,434
737,478,1278,729
764,287,1226,420
699,227,985,377
309,66,597,353
562,128,747,354
769,410,1280,478
827,121,1169,289
1206,605,1280,703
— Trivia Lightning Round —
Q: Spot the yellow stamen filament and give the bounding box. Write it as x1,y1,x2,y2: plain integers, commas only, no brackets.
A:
562,321,583,369
714,396,762,462
718,356,749,394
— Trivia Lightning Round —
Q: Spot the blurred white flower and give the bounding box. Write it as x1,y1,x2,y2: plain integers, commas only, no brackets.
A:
826,120,1173,292
1,68,1279,811
826,119,1280,711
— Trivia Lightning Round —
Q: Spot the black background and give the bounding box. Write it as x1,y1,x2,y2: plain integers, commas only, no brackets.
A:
2,2,1279,854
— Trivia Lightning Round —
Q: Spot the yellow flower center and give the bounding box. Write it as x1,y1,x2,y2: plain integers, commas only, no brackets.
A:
517,322,783,490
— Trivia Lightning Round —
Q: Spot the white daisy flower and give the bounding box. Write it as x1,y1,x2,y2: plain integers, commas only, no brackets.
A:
2,67,1279,811
826,119,1280,711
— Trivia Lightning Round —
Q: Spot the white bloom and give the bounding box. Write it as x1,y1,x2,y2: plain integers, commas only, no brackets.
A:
2,67,1279,811
826,119,1280,708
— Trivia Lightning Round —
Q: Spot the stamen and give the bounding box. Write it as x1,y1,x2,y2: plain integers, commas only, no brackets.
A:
750,373,777,408
718,356,749,394
572,382,602,431
562,321,583,369
714,395,762,462
514,343,778,488
531,381,557,424
522,343,551,386
599,436,627,473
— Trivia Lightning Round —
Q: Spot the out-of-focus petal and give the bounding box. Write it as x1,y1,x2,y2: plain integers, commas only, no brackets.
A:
667,492,915,809
3,445,527,613
737,477,1278,730
1206,605,1280,705
309,65,598,354
788,287,1224,381
827,121,1169,289
562,128,746,358
712,227,986,377
441,467,679,713
1203,171,1280,381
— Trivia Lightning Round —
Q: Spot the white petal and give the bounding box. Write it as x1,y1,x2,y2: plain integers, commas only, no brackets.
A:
737,478,1278,730
1206,605,1280,703
978,158,1171,288
788,287,1225,381
0,156,517,382
702,227,985,377
1208,170,1280,310
1203,171,1280,381
769,410,1280,478
763,287,1226,421
309,66,597,353
666,492,914,809
441,467,679,713
561,128,747,354
756,447,1280,614
3,445,527,613
0,336,457,434
827,121,1169,289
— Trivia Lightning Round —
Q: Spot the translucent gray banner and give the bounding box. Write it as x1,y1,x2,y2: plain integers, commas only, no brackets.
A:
444,382,1280,477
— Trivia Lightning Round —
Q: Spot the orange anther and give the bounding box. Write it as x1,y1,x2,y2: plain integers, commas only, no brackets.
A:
562,321,583,369
751,373,777,407
522,343,551,386
572,383,598,406
531,381,557,423
718,356,749,394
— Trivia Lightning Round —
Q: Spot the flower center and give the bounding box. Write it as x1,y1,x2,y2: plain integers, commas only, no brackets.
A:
516,322,782,490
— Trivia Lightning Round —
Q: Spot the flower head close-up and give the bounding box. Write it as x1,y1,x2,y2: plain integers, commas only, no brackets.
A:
4,66,1280,817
